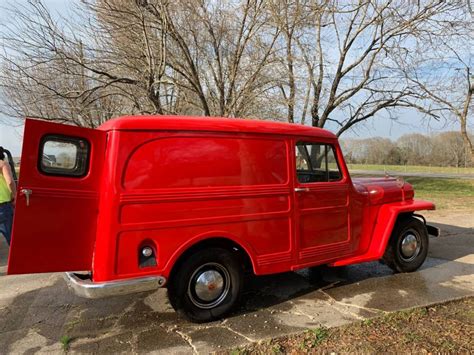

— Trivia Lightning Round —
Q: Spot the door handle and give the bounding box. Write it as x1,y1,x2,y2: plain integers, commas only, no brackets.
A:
20,188,32,206
294,187,310,193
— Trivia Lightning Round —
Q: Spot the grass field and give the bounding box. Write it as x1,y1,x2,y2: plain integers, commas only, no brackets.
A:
347,174,474,210
347,163,474,175
401,177,474,210
350,176,474,210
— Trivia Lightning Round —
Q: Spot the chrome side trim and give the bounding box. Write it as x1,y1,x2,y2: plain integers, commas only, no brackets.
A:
64,272,166,299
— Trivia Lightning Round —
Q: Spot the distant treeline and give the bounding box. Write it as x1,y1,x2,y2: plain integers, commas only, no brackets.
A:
340,131,473,167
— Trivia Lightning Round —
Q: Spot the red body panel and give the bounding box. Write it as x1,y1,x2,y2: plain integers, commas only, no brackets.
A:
8,120,106,274
8,116,435,282
331,200,435,266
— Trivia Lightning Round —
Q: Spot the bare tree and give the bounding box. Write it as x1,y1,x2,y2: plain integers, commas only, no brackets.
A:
397,11,474,160
0,1,148,127
341,131,473,167
397,133,433,166
268,0,465,135
0,0,470,139
0,0,282,126
134,0,282,118
346,136,405,165
432,131,471,168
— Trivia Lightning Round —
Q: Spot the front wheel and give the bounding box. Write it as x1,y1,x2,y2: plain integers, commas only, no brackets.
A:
167,247,243,323
383,216,429,273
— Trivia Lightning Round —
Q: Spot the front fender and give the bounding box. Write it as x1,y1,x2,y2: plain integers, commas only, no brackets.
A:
331,199,435,266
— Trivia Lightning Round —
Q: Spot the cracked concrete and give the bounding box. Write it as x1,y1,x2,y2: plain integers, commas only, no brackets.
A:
0,211,473,354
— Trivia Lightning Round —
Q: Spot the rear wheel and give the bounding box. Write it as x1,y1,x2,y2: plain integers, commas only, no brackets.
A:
167,247,243,323
383,216,429,273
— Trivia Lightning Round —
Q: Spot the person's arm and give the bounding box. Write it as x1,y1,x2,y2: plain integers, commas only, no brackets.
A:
2,161,17,203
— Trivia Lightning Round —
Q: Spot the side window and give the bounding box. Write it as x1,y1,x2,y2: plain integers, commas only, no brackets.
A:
39,135,90,177
295,142,342,183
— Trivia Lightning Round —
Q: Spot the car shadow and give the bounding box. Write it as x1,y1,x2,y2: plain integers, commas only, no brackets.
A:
237,221,473,314
428,222,474,261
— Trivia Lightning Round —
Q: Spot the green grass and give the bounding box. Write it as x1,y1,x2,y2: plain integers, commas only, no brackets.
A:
60,335,71,352
300,327,329,349
404,177,474,197
350,174,474,210
403,177,474,210
347,163,474,175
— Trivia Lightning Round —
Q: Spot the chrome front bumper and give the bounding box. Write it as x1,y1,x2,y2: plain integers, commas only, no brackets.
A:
64,272,166,299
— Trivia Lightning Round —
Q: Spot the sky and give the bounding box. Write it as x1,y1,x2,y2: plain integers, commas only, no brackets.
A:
0,0,463,156
0,0,74,156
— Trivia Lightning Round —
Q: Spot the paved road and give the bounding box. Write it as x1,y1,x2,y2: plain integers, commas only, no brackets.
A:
0,211,473,354
350,169,474,179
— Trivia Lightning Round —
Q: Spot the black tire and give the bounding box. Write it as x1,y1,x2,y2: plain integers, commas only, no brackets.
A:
383,216,429,273
167,247,243,323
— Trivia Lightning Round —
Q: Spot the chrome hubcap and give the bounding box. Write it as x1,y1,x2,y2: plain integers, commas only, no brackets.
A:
400,232,420,261
188,263,230,309
195,270,224,301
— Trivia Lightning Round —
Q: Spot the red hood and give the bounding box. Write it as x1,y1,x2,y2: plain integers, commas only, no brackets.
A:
352,176,414,205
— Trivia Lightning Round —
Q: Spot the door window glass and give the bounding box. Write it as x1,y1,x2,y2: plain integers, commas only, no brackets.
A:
295,142,342,183
39,135,90,177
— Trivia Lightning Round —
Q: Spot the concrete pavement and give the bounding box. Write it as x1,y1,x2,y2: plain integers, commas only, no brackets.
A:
0,211,473,353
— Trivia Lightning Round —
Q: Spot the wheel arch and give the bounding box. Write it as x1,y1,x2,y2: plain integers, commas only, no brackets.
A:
375,200,434,259
382,210,430,273
165,233,257,282
331,199,435,266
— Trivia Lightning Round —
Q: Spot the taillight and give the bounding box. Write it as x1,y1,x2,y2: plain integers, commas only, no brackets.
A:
138,244,157,268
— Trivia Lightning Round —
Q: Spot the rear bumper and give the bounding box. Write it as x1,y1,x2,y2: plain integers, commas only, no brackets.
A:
64,272,166,299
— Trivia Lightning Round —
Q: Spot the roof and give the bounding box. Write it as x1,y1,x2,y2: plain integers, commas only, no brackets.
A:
98,115,338,139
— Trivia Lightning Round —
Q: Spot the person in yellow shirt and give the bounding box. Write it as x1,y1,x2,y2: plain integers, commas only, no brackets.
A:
0,147,16,246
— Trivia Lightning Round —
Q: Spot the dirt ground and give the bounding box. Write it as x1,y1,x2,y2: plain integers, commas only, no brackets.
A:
234,297,474,353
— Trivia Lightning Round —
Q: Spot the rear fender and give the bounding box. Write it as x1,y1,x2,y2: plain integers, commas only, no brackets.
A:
163,231,259,278
331,200,435,266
